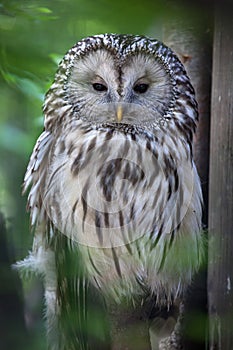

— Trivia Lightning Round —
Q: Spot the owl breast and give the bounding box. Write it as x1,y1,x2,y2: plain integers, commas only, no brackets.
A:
44,120,174,247
41,119,203,301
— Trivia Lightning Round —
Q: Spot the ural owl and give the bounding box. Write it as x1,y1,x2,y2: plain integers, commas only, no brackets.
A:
17,34,204,349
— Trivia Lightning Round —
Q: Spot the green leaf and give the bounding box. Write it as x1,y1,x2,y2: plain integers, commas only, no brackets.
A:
36,7,52,14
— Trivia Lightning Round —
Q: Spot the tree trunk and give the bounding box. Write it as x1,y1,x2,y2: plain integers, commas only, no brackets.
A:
163,13,212,349
163,20,211,224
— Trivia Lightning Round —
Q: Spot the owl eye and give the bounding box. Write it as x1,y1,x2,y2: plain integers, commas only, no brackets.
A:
133,83,149,94
92,83,108,92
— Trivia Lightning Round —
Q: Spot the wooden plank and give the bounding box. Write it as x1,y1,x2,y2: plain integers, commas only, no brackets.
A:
208,11,233,350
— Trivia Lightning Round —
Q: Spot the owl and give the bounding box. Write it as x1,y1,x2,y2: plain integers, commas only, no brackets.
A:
17,34,204,349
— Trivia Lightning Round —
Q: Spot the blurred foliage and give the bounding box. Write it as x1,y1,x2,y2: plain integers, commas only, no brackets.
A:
0,0,211,349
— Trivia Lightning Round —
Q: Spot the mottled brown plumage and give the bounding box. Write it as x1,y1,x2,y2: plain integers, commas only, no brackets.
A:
17,34,204,349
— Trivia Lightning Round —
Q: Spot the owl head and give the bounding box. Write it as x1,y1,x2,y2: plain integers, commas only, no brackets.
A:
44,34,197,143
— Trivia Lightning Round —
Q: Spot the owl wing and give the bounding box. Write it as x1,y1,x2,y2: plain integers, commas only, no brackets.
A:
23,130,54,226
18,130,108,349
15,130,54,279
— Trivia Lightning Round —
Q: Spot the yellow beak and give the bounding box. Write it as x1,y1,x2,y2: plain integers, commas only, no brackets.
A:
116,105,123,122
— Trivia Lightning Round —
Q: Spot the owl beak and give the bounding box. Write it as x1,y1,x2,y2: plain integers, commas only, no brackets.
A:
116,105,123,122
